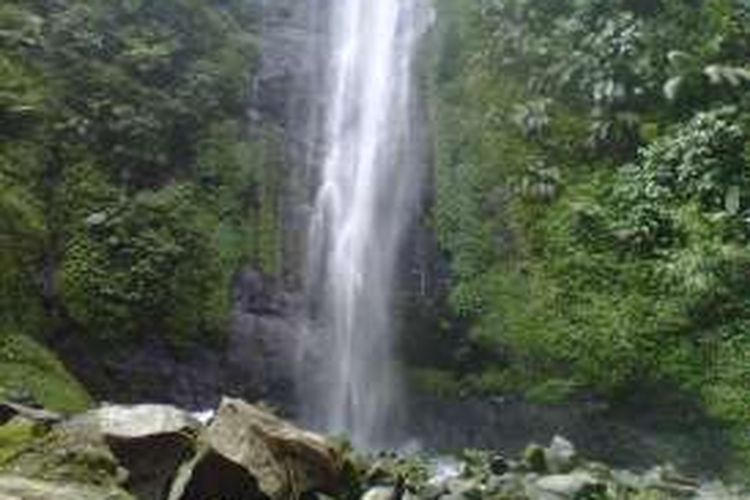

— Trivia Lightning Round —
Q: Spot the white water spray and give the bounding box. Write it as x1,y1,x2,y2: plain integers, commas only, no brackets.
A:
300,0,432,448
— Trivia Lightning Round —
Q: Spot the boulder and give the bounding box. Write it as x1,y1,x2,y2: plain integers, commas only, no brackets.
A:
169,398,343,500
68,404,201,440
0,475,133,500
62,405,200,500
532,472,605,499
544,436,577,474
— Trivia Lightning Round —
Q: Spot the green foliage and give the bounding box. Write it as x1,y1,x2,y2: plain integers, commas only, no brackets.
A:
613,108,748,253
431,0,750,475
0,0,279,348
0,419,39,465
60,182,227,342
0,334,91,413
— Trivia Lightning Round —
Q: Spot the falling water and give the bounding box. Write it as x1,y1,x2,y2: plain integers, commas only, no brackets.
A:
299,0,432,448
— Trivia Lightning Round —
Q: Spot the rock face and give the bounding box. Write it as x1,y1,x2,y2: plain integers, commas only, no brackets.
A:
227,269,303,410
50,268,302,411
169,398,342,500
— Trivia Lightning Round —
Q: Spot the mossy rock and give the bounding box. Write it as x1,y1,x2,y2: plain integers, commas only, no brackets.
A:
0,474,134,500
1,404,205,499
0,418,43,465
0,413,128,494
0,424,123,487
522,444,547,474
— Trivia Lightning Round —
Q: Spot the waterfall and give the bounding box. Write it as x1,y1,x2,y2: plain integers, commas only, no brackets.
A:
299,0,432,448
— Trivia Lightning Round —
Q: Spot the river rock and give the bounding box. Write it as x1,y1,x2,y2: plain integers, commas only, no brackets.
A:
0,475,133,500
532,472,605,499
362,486,398,500
0,402,61,426
522,443,547,473
485,472,526,497
489,453,509,475
544,436,577,473
697,481,747,499
169,397,343,500
640,465,700,496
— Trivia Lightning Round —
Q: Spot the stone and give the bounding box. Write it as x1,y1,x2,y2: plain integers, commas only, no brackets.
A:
420,482,447,500
697,481,748,499
362,486,398,500
522,443,548,473
611,469,643,490
641,465,699,496
544,436,577,474
489,453,509,475
64,405,200,500
536,472,606,500
533,472,604,499
168,398,343,500
0,402,61,427
485,473,525,497
84,212,108,227
445,478,479,496
69,404,201,439
0,475,133,500
438,494,468,500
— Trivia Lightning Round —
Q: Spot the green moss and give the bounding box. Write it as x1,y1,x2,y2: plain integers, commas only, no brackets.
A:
2,429,121,487
522,444,547,474
0,420,41,465
0,334,91,414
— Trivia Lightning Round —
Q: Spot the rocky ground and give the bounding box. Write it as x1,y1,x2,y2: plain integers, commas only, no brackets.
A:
0,397,746,500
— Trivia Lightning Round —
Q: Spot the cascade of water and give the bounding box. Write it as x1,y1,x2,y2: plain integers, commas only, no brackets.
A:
299,0,432,448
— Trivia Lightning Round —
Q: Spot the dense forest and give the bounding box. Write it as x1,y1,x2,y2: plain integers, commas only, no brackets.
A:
1,0,750,492
1,0,284,410
421,0,750,478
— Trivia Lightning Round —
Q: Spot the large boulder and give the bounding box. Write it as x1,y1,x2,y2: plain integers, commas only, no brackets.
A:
169,398,344,500
67,404,200,440
66,405,200,500
544,436,577,474
2,405,199,500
